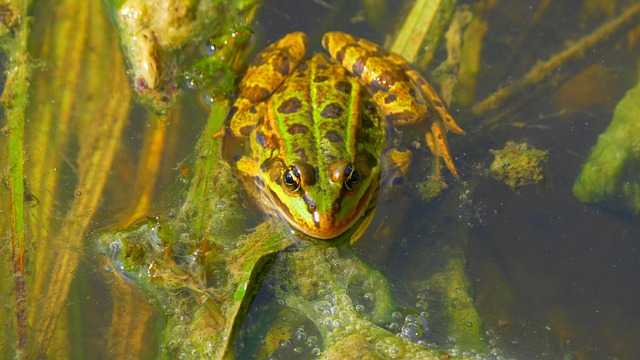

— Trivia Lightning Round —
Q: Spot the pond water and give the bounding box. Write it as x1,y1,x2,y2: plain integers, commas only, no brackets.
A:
247,0,640,359
3,0,639,359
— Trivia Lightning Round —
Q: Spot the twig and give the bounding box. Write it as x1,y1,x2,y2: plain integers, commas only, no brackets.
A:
473,2,640,121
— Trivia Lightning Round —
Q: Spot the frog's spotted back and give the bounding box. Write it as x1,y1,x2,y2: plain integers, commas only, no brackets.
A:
226,31,463,240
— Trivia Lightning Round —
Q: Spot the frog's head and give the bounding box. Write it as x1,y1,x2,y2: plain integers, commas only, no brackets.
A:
262,158,380,239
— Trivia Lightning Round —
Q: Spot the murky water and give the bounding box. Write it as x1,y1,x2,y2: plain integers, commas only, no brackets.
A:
3,0,639,358
250,0,640,358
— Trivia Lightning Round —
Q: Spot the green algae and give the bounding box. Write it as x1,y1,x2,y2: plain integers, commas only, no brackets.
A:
489,141,549,189
573,80,640,213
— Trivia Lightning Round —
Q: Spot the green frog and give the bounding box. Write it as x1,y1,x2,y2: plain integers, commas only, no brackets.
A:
224,32,463,239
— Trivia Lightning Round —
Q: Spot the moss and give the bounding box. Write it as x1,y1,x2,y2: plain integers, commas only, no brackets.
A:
489,141,548,188
573,80,640,213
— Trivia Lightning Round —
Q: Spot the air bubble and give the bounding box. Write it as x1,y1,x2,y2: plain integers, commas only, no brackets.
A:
401,323,423,339
405,314,420,324
415,300,427,311
315,301,331,315
388,322,400,332
386,346,402,358
307,336,319,347
364,292,375,302
201,41,216,57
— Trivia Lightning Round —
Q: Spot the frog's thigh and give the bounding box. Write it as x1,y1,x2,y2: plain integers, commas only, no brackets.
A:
229,102,267,138
233,33,308,115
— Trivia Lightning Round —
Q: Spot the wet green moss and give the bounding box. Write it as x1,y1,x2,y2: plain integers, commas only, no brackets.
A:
489,141,548,188
573,80,640,213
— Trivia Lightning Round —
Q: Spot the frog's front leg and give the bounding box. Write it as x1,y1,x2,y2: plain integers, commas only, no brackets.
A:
380,148,413,199
228,32,308,137
322,31,463,178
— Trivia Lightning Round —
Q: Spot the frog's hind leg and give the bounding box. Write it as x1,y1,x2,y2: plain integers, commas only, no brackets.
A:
425,119,458,178
404,69,463,178
405,69,465,135
229,32,308,137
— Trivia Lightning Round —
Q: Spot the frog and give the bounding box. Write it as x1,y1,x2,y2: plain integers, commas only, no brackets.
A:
224,31,464,240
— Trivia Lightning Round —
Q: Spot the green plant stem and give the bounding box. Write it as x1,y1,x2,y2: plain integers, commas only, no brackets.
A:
0,1,33,357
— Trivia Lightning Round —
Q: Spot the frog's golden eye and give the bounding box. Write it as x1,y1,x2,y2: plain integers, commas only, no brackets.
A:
283,166,302,193
344,165,361,191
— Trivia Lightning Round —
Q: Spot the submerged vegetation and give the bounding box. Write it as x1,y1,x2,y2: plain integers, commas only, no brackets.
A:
1,0,639,358
489,141,548,189
573,80,640,212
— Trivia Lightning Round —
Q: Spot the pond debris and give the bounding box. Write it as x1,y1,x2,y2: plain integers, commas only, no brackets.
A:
108,0,256,113
573,80,640,213
489,141,548,189
474,2,640,126
236,244,487,359
418,175,449,202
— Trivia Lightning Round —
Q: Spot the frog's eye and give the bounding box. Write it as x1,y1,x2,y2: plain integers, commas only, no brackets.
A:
344,165,361,191
283,166,302,193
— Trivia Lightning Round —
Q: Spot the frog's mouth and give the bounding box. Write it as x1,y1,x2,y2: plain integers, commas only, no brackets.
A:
266,184,379,240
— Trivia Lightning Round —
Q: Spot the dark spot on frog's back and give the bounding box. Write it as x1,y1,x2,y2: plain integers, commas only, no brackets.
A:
295,148,309,162
278,97,302,114
321,103,344,119
314,75,329,83
335,81,352,94
287,124,309,135
325,130,343,143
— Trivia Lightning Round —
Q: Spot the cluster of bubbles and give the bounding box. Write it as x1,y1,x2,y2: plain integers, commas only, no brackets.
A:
384,294,433,347
267,326,323,359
